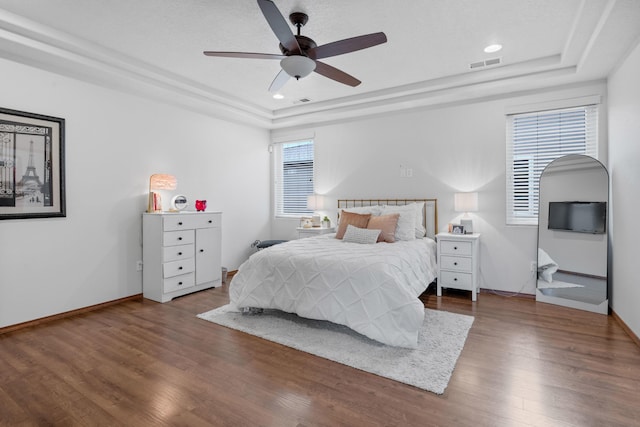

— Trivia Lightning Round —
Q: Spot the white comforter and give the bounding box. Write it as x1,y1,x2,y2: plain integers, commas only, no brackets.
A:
229,234,437,348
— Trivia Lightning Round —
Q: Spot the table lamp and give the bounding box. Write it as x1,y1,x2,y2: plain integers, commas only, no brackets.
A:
307,194,325,227
454,192,478,234
147,174,177,212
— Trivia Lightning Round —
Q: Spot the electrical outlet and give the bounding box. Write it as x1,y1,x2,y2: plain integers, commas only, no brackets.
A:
136,260,143,271
530,261,536,272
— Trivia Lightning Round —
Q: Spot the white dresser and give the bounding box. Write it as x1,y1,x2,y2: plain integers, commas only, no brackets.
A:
142,212,222,303
436,232,480,301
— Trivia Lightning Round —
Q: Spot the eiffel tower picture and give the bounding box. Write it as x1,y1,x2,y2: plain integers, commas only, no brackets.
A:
17,140,42,191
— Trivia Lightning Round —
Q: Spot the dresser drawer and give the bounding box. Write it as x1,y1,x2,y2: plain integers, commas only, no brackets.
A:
192,213,221,229
162,230,194,247
164,273,195,294
439,240,472,256
163,244,194,262
163,258,195,278
440,255,472,272
163,215,197,231
440,271,473,290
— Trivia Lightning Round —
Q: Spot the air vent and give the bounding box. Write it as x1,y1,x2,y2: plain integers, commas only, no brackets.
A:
293,98,312,105
469,57,502,70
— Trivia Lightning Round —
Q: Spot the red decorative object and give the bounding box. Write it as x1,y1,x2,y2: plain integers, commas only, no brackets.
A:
195,200,207,212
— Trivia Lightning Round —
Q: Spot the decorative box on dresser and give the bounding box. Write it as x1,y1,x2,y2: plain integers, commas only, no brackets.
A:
143,212,222,303
436,232,481,301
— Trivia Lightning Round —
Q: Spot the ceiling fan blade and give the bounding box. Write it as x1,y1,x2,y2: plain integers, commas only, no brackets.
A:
257,0,301,54
203,51,285,60
309,32,387,60
269,69,290,92
313,61,361,87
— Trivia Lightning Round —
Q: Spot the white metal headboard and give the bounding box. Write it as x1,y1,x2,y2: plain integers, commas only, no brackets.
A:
337,198,438,239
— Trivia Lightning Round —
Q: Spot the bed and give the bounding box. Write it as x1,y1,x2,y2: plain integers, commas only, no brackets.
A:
228,199,438,348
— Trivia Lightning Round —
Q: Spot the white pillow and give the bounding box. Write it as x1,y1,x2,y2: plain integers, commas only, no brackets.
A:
342,225,381,244
341,205,383,216
413,202,426,238
380,204,417,241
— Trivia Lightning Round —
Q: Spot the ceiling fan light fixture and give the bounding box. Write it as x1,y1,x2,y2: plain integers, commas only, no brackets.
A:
280,55,316,79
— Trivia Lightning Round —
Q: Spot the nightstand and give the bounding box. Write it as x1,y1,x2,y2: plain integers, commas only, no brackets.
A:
436,232,480,301
297,227,335,239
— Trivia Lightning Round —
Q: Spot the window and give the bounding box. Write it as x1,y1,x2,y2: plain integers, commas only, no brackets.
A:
506,105,598,225
274,139,314,217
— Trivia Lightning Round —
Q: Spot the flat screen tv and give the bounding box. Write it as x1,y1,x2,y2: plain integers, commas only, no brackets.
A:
548,201,607,234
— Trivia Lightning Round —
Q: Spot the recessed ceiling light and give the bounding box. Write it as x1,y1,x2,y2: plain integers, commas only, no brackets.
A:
272,93,284,99
484,44,502,53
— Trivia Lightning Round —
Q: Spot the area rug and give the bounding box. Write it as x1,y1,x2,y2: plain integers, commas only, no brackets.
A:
197,305,474,394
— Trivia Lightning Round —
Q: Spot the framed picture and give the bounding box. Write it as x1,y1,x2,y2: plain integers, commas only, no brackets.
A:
452,224,465,234
0,107,65,220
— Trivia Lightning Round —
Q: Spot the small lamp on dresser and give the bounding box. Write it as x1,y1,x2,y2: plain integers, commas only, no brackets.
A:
454,192,478,234
147,174,177,213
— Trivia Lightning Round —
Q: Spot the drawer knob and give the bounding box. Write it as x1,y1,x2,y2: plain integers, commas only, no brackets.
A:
178,266,183,270
178,281,183,286
454,246,458,250
454,277,458,281
178,237,183,241
199,249,204,253
454,262,458,266
208,220,212,224
178,252,183,256
178,222,183,226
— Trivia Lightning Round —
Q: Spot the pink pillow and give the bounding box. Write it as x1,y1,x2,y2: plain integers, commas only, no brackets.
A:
336,210,372,239
367,213,400,243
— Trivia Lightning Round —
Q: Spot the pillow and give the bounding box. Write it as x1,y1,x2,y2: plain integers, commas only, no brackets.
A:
335,210,372,239
341,205,383,216
367,213,400,243
380,204,417,241
342,225,381,244
412,202,426,238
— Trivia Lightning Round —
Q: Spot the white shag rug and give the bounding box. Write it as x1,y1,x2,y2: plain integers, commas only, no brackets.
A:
197,305,474,394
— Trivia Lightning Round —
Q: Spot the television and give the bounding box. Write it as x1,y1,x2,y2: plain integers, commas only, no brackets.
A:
548,201,607,234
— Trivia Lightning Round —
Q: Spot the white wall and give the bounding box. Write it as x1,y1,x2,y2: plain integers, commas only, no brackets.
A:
272,81,608,295
0,58,270,328
608,42,640,337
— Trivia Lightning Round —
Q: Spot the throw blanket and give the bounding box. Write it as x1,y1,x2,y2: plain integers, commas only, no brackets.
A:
229,234,437,348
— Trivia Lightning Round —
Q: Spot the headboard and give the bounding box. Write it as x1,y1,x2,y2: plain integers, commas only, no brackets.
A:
337,199,438,239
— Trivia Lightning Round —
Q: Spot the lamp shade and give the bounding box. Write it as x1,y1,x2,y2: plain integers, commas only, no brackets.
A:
149,174,177,191
454,192,478,212
281,56,316,79
307,194,325,210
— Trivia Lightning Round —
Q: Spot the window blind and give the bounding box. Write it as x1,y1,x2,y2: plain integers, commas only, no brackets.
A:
274,140,314,217
506,105,598,225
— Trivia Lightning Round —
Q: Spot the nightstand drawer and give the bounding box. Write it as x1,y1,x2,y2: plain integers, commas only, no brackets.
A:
164,273,195,293
439,240,472,256
163,258,195,278
440,271,473,290
440,255,472,272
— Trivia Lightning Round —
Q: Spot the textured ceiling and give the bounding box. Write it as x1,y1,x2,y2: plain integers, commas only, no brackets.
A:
0,0,639,128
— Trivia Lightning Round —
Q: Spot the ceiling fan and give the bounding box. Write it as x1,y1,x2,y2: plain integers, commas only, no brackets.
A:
203,0,387,93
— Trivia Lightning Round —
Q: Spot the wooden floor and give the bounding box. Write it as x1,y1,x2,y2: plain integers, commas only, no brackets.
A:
1,284,639,427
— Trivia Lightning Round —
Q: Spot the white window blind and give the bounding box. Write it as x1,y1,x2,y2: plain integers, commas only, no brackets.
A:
506,105,598,225
274,140,314,217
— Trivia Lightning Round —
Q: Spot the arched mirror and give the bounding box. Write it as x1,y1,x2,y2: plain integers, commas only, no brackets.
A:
536,154,609,314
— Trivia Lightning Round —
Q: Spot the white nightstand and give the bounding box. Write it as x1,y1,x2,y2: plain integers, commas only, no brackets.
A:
297,227,335,239
436,232,481,301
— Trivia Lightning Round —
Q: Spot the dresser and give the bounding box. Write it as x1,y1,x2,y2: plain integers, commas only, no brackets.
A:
297,226,335,239
142,212,222,303
436,232,480,301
